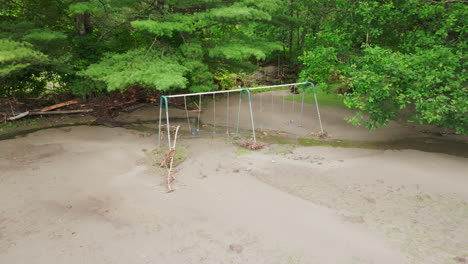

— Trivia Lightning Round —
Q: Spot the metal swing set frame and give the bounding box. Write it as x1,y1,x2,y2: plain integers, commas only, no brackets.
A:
158,82,323,150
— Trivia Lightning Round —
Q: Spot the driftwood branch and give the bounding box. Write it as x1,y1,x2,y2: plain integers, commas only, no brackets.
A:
6,109,93,121
41,100,78,112
30,109,92,115
160,125,181,193
8,111,29,121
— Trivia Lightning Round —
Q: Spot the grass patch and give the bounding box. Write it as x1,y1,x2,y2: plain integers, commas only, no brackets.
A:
261,135,297,145
0,122,18,132
261,133,383,150
235,148,252,156
269,145,295,154
297,138,379,149
274,146,291,153
0,118,40,133
173,146,189,164
147,145,190,168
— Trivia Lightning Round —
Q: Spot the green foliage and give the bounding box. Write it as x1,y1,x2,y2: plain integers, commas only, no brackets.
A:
98,0,283,93
22,29,67,42
285,84,345,108
299,46,339,87
0,21,36,40
205,5,272,21
82,49,188,91
180,43,204,59
1,68,53,98
214,70,238,90
0,39,48,76
68,1,101,15
69,77,106,97
343,46,467,133
1,0,285,98
299,0,467,133
209,42,282,60
183,60,217,92
0,10,74,97
131,20,192,37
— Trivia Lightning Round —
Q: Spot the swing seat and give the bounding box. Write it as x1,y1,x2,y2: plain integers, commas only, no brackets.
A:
191,128,199,136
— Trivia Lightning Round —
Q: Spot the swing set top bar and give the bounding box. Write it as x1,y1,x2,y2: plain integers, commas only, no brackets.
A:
246,82,310,91
162,82,312,98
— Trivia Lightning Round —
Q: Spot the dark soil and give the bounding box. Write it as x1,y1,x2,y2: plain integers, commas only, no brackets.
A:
1,86,155,127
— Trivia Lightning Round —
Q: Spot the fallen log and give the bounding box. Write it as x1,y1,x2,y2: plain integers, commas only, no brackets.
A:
40,100,78,112
8,111,30,121
30,109,93,115
5,109,93,121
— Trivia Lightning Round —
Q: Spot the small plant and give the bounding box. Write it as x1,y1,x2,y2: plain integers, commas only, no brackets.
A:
235,149,252,156
273,146,291,154
147,127,189,192
0,122,18,131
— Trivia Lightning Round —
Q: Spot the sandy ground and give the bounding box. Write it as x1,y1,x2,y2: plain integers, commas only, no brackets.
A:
0,124,467,264
1,93,467,263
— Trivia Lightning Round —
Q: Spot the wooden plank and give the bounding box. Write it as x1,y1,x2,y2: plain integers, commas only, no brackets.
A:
40,100,78,112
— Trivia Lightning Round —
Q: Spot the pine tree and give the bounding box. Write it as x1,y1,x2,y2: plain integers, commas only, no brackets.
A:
81,0,283,92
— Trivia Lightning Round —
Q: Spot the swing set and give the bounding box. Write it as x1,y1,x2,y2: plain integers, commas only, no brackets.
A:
157,82,323,150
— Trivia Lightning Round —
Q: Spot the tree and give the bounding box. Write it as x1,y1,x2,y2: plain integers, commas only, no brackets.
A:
0,0,74,97
78,0,283,92
299,0,467,133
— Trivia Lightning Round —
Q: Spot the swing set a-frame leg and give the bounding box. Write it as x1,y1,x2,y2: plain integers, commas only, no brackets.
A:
235,88,256,142
157,95,172,150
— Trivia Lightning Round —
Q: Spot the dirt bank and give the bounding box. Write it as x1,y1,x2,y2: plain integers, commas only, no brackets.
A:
1,125,467,263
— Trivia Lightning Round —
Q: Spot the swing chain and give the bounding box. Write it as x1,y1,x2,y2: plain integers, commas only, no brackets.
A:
183,96,192,132
226,92,230,135
213,93,216,135
196,95,201,135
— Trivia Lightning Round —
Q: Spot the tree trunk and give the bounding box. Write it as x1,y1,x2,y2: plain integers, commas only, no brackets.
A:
296,10,300,52
75,0,92,36
288,0,294,58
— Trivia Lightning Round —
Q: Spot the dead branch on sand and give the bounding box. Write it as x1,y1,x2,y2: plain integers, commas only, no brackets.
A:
40,100,78,112
6,109,93,121
8,111,29,121
31,109,93,115
237,140,265,150
311,131,328,138
160,125,180,193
